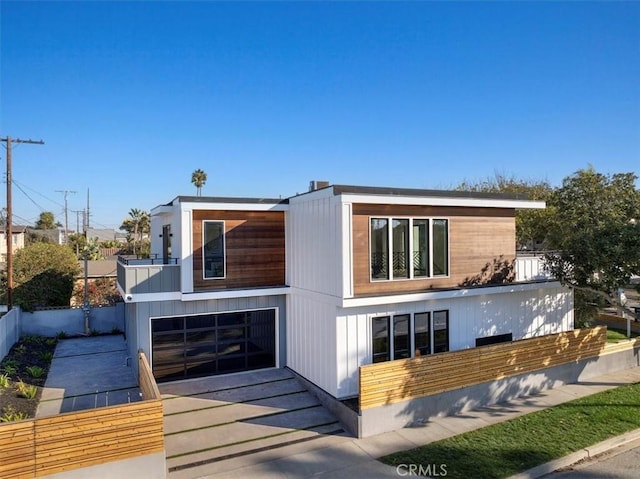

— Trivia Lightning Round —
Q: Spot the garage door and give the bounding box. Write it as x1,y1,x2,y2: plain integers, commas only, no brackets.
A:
151,309,276,383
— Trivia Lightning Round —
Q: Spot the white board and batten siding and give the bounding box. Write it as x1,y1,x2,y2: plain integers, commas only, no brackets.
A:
287,193,352,298
334,284,574,398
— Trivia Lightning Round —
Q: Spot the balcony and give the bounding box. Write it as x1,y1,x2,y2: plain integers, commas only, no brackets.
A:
117,255,181,296
515,252,554,282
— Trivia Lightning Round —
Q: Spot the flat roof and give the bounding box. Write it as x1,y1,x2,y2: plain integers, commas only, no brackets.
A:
330,184,531,201
172,196,289,205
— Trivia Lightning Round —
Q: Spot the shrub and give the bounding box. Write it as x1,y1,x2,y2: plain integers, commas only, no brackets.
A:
38,351,54,363
16,380,38,399
26,366,45,379
0,373,10,388
0,405,28,422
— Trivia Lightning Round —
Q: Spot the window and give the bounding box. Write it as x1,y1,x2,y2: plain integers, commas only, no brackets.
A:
433,310,449,353
372,316,390,363
371,310,449,362
414,312,430,356
370,218,449,281
203,221,225,279
371,219,389,280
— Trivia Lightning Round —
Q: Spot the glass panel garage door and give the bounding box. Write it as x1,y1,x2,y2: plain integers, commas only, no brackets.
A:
152,309,276,382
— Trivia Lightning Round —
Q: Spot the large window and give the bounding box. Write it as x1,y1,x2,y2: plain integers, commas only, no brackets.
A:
203,221,225,279
371,310,449,362
370,218,449,281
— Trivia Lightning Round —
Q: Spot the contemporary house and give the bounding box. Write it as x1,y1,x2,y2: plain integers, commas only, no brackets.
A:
117,184,573,403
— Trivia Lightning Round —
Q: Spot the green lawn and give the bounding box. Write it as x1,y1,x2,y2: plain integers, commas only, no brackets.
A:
607,328,639,343
381,382,640,479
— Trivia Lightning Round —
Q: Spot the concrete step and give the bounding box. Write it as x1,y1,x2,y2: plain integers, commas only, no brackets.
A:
165,405,339,457
167,422,347,478
164,391,321,435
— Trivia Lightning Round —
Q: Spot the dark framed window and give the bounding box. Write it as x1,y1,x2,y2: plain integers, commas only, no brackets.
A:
372,316,390,363
393,314,411,359
433,310,449,353
371,310,449,363
414,312,430,356
370,217,449,281
203,220,225,279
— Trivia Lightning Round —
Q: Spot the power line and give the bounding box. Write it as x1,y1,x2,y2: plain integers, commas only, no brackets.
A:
55,190,76,244
12,180,47,212
1,135,45,309
12,178,65,208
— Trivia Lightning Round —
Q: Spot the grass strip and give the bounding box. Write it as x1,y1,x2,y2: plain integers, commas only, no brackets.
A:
381,381,640,479
607,328,639,342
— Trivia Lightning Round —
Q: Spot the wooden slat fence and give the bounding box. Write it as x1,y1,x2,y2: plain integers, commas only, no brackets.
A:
139,350,161,400
359,326,607,410
0,356,165,478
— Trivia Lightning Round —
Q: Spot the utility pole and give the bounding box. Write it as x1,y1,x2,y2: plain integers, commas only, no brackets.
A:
56,190,76,244
1,136,44,309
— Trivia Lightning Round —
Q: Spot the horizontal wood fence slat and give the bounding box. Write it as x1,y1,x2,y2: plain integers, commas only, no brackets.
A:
0,363,165,478
359,327,607,410
139,350,162,400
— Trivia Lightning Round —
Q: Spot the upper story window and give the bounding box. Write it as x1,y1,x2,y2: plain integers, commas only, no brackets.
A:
203,220,225,279
370,217,449,281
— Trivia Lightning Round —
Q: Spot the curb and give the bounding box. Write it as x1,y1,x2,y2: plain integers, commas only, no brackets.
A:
506,427,640,479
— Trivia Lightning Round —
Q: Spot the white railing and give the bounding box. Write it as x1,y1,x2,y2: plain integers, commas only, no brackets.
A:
515,254,553,282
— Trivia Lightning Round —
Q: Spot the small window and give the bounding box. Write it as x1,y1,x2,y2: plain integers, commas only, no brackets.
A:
412,220,429,277
414,312,430,356
433,310,449,353
392,219,409,279
372,316,390,363
203,221,225,279
432,219,449,276
393,314,411,359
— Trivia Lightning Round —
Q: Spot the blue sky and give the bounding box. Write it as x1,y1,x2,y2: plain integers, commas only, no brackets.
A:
1,1,638,230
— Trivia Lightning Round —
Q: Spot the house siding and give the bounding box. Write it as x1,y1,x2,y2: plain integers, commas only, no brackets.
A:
352,204,516,296
287,194,344,298
333,284,573,398
192,210,286,291
130,294,287,375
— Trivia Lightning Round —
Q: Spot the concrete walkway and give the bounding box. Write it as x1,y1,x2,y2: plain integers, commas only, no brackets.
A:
167,365,640,479
37,335,141,417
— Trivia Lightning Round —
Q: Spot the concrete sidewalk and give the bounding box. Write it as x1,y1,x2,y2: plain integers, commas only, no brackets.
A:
177,365,640,479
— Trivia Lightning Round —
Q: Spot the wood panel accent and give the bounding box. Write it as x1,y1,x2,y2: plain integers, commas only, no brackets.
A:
0,399,164,478
352,204,516,296
0,420,35,479
139,350,161,400
33,401,164,476
359,327,607,410
192,210,286,291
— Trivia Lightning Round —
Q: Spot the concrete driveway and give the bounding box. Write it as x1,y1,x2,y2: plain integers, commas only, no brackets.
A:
37,335,141,417
160,368,348,478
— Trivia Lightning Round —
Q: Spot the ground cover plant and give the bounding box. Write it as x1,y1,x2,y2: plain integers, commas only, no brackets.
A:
0,336,57,422
606,328,639,343
381,382,640,479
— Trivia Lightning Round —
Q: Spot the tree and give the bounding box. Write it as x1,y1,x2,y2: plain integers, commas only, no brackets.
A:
457,172,555,249
544,167,640,323
34,211,61,230
10,242,80,311
191,169,207,196
119,208,150,255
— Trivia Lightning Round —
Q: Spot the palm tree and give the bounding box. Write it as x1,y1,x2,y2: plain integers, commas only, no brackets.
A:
191,169,207,196
126,208,149,255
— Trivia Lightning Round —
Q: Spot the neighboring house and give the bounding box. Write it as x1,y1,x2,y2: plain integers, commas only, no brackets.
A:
0,224,27,262
117,184,573,401
85,228,124,243
28,227,68,244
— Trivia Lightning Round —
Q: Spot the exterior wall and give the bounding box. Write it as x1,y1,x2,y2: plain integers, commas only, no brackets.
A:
516,254,553,281
334,284,573,398
0,307,20,363
192,210,286,291
287,193,346,298
20,305,125,337
287,293,339,396
351,204,516,296
131,294,287,372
